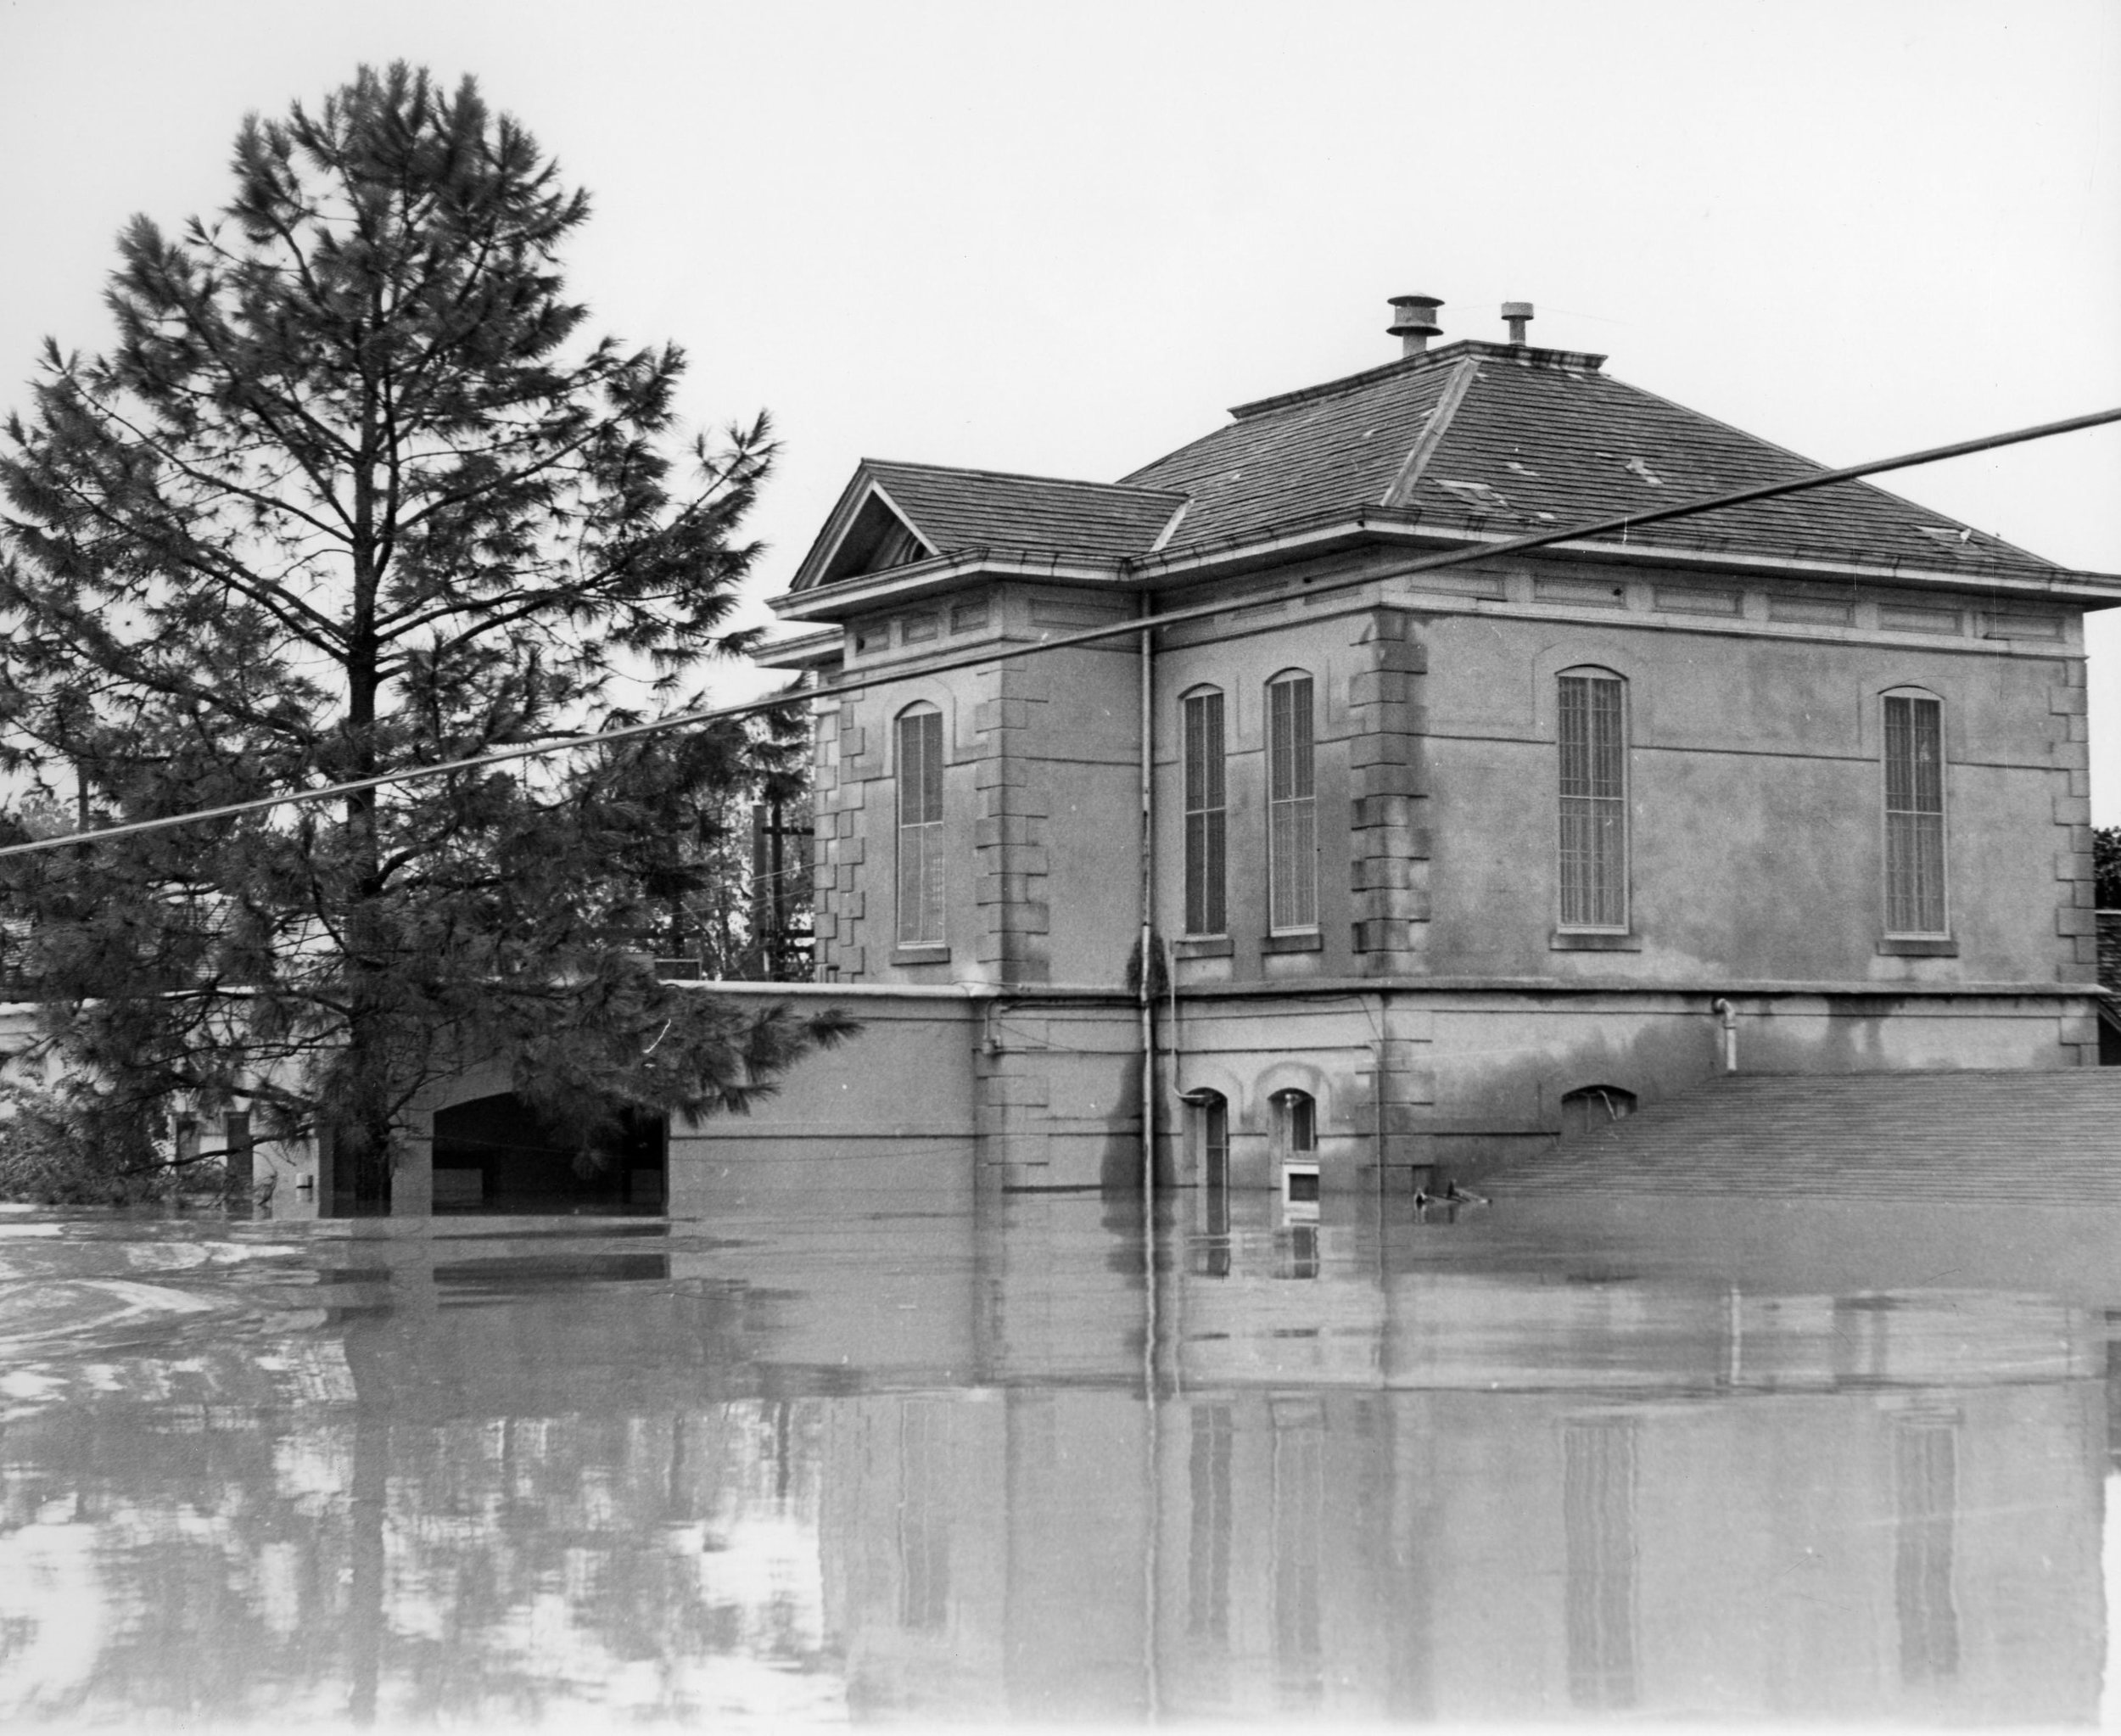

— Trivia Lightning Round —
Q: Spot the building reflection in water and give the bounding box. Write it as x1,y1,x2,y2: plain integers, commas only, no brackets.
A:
0,1186,2113,1725
1894,1414,1961,1688
1563,1420,1638,1711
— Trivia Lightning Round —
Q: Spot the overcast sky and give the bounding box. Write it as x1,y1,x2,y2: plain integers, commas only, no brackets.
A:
3,0,2118,815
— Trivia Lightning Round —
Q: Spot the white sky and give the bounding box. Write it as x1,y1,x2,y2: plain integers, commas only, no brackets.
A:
3,0,2118,815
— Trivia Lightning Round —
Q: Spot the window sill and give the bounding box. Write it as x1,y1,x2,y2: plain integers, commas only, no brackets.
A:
890,945,952,966
1262,931,1324,955
1878,937,1956,957
1551,930,1642,952
1176,935,1234,959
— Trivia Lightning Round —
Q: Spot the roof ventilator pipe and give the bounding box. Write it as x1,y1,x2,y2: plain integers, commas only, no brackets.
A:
1387,294,1443,356
1502,300,1534,345
1712,998,1738,1072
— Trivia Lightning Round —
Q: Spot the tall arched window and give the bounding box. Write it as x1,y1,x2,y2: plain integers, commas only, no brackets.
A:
1883,691,1947,937
1182,687,1228,936
895,704,946,947
1558,669,1628,931
1267,672,1317,931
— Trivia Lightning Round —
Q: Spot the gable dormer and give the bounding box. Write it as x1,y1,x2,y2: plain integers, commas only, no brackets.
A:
790,473,940,593
787,459,1190,596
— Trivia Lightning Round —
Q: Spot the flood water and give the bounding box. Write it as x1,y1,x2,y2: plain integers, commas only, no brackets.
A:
1,1179,2116,1729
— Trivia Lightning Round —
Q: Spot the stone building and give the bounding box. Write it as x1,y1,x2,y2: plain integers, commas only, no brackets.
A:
710,295,2118,1203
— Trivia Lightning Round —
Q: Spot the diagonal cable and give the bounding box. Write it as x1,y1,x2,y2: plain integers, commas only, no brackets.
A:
2,403,2117,862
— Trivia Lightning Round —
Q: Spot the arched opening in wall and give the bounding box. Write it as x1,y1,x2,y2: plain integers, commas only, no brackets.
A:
1186,1089,1230,1188
1272,1088,1319,1217
1183,1089,1231,1271
1559,1085,1638,1142
430,1094,668,1215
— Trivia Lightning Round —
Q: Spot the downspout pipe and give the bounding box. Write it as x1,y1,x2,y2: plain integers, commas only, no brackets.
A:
1137,603,1161,1721
1712,998,1738,1072
1139,606,1156,1196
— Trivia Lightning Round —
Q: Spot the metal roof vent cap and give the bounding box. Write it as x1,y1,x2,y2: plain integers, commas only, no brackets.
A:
1502,301,1534,344
1387,294,1443,356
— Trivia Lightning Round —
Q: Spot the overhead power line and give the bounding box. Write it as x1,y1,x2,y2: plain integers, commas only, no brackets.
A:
2,403,2117,865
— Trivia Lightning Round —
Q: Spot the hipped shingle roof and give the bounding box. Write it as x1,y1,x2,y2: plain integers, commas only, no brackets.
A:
795,339,2079,591
1123,342,2063,577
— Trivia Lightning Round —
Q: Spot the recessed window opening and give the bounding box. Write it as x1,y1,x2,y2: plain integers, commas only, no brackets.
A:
1883,692,1947,936
1559,670,1628,930
1187,1089,1231,1250
895,706,946,947
1183,689,1228,936
1190,1090,1230,1189
1559,1084,1638,1141
1273,1088,1319,1211
1267,674,1318,931
1273,1088,1317,1156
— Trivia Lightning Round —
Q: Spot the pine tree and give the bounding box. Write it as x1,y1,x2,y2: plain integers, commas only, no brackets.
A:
0,64,845,1209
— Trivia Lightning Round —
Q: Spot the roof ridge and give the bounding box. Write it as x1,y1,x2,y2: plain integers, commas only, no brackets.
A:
1379,358,1480,507
862,456,1186,500
1227,339,1610,422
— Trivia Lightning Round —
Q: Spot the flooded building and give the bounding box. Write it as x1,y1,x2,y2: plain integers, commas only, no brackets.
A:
680,294,2120,1203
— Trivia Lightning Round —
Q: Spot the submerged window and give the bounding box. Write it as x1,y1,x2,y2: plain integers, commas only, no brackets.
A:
1275,1089,1317,1155
1189,1089,1230,1190
1183,689,1228,935
1559,1084,1637,1141
1188,1090,1231,1268
1275,1089,1321,1218
1267,674,1318,931
1559,671,1628,930
1883,692,1946,935
896,706,946,947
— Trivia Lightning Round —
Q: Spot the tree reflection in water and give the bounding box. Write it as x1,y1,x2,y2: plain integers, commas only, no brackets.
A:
0,1190,2113,1725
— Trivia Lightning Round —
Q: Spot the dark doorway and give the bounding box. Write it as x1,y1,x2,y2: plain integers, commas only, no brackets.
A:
430,1094,667,1215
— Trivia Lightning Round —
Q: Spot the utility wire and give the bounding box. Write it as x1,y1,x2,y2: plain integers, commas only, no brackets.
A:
2,403,2116,864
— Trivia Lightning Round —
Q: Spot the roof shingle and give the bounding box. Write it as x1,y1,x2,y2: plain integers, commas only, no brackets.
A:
863,462,1186,563
1122,341,2067,577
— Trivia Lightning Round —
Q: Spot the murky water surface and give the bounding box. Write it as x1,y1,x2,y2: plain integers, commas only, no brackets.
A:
0,1184,2116,1728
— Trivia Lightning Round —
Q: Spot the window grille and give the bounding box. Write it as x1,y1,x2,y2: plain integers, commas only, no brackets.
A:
1559,673,1628,929
895,708,946,946
1183,690,1227,935
1883,693,1946,934
1267,675,1317,930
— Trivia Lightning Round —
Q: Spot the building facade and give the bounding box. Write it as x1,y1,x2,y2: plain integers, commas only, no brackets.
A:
689,298,2119,1202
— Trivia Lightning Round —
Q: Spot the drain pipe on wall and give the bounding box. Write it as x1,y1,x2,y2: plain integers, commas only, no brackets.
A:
1136,600,1162,1723
1712,998,1739,1072
1139,603,1156,1198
